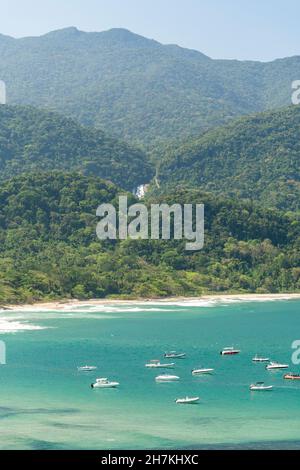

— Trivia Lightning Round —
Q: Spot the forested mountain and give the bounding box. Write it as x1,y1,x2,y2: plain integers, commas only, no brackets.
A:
0,105,153,190
0,27,299,148
0,173,298,304
158,106,300,211
0,104,298,212
0,29,298,303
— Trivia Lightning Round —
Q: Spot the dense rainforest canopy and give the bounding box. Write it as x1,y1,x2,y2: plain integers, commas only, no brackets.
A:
0,27,300,149
0,27,299,303
1,104,299,212
158,106,300,211
0,173,298,304
0,105,153,191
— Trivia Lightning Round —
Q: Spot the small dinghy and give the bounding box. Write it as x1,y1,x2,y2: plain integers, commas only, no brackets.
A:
164,352,186,359
78,365,97,372
145,360,175,368
220,347,240,356
176,396,200,404
284,373,300,380
192,368,214,375
155,374,180,382
252,355,270,363
266,362,289,370
91,378,119,388
250,382,273,391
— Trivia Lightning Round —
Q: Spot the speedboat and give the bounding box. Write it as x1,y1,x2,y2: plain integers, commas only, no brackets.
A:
77,365,97,372
252,355,270,363
284,373,300,380
266,362,289,370
220,347,240,356
250,382,273,391
175,396,200,404
145,360,175,368
164,352,186,359
91,378,119,388
192,368,214,375
155,374,180,382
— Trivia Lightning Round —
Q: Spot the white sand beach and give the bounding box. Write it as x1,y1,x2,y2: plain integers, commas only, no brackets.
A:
3,293,300,311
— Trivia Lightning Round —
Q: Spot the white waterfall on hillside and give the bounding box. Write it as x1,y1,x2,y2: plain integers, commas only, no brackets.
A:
134,184,146,199
135,184,149,199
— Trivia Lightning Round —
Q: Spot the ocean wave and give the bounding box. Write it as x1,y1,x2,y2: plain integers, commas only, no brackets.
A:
154,300,219,308
0,318,48,334
88,306,178,313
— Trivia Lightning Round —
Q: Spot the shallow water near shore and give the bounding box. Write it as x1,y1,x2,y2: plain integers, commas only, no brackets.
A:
0,299,300,449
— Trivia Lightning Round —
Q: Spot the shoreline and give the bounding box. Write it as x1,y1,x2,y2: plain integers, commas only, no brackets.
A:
3,293,300,311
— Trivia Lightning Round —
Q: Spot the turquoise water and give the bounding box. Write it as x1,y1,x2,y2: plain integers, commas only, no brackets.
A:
0,299,300,449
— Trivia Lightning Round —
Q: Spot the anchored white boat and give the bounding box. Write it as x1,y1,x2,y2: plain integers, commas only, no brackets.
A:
250,382,273,391
91,378,119,388
266,362,289,370
192,368,214,375
164,352,186,359
176,396,200,404
284,373,300,380
220,347,240,356
252,355,270,363
155,374,180,382
78,365,97,371
145,360,175,368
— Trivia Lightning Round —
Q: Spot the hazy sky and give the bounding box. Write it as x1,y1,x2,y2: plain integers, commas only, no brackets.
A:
0,0,299,61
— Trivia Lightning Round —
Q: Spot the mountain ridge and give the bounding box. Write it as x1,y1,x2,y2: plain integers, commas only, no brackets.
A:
0,27,299,148
2,27,300,62
158,105,300,211
0,104,153,190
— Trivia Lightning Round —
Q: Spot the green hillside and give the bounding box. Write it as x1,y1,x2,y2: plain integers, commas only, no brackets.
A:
158,106,300,211
0,105,153,190
0,173,298,304
0,27,300,148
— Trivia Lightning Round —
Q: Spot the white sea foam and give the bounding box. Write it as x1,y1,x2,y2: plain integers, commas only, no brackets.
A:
0,311,115,321
59,312,116,319
142,299,220,308
1,295,296,321
53,304,179,314
0,318,48,334
152,296,296,307
88,306,177,313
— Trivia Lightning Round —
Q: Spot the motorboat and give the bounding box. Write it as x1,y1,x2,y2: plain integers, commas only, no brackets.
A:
220,347,240,356
164,352,186,359
192,368,214,375
250,382,273,391
145,360,175,368
283,373,300,380
91,378,119,388
252,355,270,363
77,365,97,372
266,362,289,370
155,374,180,382
175,396,200,404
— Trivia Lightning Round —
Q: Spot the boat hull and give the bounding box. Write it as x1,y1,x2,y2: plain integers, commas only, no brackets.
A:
164,354,186,359
155,375,180,382
145,363,175,368
220,351,240,355
176,397,199,404
192,369,214,375
266,365,288,370
92,382,119,388
250,386,273,391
